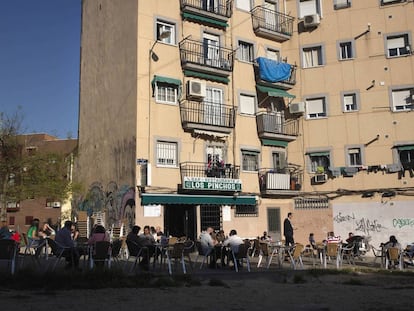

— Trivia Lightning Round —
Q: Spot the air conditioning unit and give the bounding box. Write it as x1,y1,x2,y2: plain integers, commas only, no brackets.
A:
187,80,206,99
52,201,61,208
304,14,320,28
289,102,305,114
312,174,328,184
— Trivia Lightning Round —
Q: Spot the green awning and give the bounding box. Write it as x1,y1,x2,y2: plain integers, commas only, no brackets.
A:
396,145,414,151
307,151,330,157
261,139,288,147
184,70,229,84
151,75,182,87
256,85,295,99
182,12,228,28
141,194,256,206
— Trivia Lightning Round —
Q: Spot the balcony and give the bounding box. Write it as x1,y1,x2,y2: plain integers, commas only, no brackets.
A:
180,161,241,192
251,6,294,42
181,0,233,28
179,38,234,80
180,99,235,134
259,167,302,196
254,59,297,90
256,113,299,142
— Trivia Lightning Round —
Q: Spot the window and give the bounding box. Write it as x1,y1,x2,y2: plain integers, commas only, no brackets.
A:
25,216,33,226
386,34,410,58
266,48,281,61
238,40,254,62
156,141,178,167
9,216,15,226
342,92,359,112
242,150,259,171
334,0,351,9
347,147,362,166
236,0,252,11
381,0,406,6
272,151,287,173
338,41,354,60
235,205,258,217
239,94,256,115
307,151,330,173
155,82,178,104
156,20,175,45
204,86,224,125
397,145,414,170
299,0,321,18
305,97,327,119
302,46,324,68
391,87,414,111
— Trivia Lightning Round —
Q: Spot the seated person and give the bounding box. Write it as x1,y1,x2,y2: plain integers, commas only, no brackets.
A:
404,242,414,264
223,229,244,267
260,231,272,242
0,220,12,240
138,225,156,269
55,220,80,269
88,225,110,245
326,231,342,244
215,230,226,243
39,222,55,238
308,233,316,249
199,227,217,268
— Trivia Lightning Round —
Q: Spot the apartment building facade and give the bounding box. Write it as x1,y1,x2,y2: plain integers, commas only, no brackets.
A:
76,0,414,246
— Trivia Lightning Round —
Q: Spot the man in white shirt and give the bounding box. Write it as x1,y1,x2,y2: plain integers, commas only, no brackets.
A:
199,227,217,268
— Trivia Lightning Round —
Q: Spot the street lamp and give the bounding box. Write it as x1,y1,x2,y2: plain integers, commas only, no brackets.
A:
149,30,171,62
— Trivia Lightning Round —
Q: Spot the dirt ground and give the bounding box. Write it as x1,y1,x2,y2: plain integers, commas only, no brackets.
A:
1,271,413,311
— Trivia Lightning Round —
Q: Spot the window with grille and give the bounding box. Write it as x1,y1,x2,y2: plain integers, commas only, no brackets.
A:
305,97,327,119
294,197,329,209
391,87,414,111
302,46,323,68
200,205,222,231
235,205,258,217
242,150,259,171
156,141,178,167
397,145,414,169
238,40,254,62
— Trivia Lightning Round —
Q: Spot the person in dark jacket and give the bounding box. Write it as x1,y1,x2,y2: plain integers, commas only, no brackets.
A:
283,212,294,246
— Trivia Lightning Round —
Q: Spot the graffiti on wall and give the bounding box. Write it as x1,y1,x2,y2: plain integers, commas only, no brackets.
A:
333,201,414,248
74,181,135,232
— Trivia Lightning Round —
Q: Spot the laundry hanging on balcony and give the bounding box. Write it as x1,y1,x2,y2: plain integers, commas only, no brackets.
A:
256,57,291,83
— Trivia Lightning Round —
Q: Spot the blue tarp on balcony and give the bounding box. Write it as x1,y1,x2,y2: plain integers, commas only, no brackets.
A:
256,57,291,83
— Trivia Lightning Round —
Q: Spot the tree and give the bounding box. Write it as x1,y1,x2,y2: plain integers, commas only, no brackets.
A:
0,110,78,221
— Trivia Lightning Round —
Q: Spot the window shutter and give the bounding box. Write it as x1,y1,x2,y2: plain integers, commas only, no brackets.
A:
387,37,405,49
307,98,324,114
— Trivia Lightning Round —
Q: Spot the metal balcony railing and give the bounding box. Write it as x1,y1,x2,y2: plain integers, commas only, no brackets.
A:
179,39,234,71
181,0,233,18
258,167,302,191
256,113,299,137
180,100,236,128
180,161,240,180
251,6,294,37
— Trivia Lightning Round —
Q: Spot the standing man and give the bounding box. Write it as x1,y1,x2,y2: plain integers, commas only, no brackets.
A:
283,212,294,246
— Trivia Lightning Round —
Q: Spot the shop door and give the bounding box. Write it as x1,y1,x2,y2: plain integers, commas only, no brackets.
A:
164,205,197,241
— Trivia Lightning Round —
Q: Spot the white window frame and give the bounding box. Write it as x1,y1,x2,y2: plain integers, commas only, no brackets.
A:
272,150,287,173
307,151,331,173
305,97,327,119
239,93,256,115
155,82,178,105
390,87,414,112
156,141,178,167
302,45,324,68
385,33,410,58
341,91,359,112
381,0,406,6
346,146,363,166
238,40,254,63
338,40,355,60
156,20,175,45
266,48,281,62
241,150,259,172
299,0,322,18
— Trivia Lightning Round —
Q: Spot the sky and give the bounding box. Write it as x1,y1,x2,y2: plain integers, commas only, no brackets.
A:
0,0,81,139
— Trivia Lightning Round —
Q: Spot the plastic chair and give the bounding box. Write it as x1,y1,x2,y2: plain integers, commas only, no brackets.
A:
125,240,148,272
111,239,123,265
231,243,251,272
288,243,304,270
89,241,112,269
166,242,188,275
0,239,18,275
385,247,403,270
324,243,341,269
46,238,75,271
194,240,213,269
257,241,270,268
